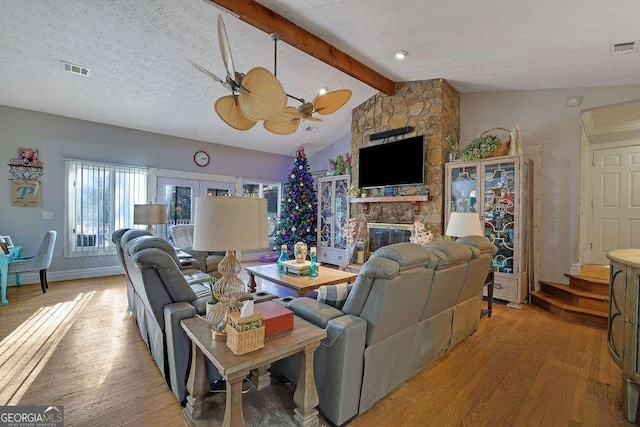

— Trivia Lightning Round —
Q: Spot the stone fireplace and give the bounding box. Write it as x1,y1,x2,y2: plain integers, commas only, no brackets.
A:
367,223,413,256
350,79,460,237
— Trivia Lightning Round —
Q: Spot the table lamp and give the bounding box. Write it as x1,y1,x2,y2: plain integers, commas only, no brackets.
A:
445,212,483,238
134,203,167,235
193,196,268,340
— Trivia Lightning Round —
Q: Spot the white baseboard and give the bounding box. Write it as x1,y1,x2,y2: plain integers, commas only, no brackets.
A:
7,265,124,286
570,263,581,276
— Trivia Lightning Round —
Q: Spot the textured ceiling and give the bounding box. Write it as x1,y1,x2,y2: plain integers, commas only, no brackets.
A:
1,0,639,157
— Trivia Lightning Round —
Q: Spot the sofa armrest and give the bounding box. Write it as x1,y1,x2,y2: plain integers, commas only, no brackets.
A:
288,297,345,328
163,302,206,403
271,313,366,427
182,249,207,271
178,257,202,271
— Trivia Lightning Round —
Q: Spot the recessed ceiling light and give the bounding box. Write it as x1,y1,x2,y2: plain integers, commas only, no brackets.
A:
318,87,327,95
305,126,318,132
395,50,408,60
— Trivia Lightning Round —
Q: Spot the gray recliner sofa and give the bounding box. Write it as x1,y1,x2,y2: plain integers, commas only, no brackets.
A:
112,229,222,402
273,238,496,426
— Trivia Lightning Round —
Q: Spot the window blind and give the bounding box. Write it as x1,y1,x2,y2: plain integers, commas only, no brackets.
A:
65,159,148,257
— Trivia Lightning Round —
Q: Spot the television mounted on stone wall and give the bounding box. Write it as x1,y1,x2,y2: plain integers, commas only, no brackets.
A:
358,135,425,188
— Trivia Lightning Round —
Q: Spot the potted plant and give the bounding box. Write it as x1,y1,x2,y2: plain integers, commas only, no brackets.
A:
328,152,352,175
460,134,503,161
445,135,460,162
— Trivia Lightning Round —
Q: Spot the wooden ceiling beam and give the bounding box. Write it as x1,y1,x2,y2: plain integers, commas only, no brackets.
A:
209,0,396,96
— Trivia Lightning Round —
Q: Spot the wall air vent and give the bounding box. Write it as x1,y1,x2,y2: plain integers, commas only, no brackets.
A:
61,61,90,76
610,41,638,55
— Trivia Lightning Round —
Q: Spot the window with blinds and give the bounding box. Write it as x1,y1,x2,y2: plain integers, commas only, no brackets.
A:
65,159,148,257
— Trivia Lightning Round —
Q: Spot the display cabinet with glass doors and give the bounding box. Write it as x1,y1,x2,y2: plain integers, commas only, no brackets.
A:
445,155,532,307
317,174,350,266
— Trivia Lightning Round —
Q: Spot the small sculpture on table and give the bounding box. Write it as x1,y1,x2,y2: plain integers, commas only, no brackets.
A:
294,241,307,263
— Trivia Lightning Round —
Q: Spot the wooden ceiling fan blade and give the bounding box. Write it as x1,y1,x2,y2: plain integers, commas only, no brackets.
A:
214,95,256,131
187,60,224,83
283,106,306,119
217,15,236,83
313,89,353,115
238,67,287,121
303,115,323,122
264,117,300,135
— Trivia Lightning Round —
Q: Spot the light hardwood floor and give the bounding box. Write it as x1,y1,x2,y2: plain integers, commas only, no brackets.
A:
0,272,632,426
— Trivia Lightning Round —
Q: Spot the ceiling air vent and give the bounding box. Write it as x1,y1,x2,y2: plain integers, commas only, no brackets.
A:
61,61,90,76
611,41,638,55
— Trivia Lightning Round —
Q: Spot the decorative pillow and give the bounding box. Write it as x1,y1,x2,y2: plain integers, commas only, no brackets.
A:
317,283,354,310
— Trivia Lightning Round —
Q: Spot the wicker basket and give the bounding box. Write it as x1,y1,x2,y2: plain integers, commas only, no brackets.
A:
480,127,511,157
226,311,265,355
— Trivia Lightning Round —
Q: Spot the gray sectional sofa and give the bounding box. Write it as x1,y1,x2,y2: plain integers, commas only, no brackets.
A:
273,237,496,426
112,229,222,402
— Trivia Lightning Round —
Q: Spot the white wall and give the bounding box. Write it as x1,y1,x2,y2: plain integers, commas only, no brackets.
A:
461,84,640,283
0,106,293,284
307,134,350,173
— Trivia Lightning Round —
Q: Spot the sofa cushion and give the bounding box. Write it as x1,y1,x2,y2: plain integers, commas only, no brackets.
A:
342,256,399,316
423,241,472,269
374,242,437,269
133,248,197,304
457,235,498,255
288,297,345,328
317,283,354,310
126,235,181,266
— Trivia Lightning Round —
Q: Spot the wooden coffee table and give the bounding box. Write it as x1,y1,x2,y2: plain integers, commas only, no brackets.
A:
245,264,358,297
181,316,326,427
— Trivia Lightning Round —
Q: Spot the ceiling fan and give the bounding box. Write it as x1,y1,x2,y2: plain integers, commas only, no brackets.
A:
188,15,287,131
263,33,352,135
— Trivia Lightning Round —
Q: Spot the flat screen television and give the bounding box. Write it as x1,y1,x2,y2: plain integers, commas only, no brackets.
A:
359,135,425,188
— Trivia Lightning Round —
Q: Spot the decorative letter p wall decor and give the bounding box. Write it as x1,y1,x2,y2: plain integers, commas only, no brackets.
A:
8,147,44,207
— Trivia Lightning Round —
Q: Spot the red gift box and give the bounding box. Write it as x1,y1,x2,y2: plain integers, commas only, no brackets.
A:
254,300,294,336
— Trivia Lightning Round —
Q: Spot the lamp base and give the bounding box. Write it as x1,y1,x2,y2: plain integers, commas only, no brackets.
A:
212,330,227,341
145,224,156,236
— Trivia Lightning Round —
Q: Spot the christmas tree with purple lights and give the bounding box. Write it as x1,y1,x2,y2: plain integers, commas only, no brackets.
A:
274,146,318,250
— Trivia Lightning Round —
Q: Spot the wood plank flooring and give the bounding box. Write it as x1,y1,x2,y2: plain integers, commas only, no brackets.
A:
0,270,632,426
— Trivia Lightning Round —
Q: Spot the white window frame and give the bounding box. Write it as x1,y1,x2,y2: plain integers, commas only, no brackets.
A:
241,179,282,247
64,159,148,257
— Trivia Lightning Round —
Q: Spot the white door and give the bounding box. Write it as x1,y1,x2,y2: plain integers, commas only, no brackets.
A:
591,145,640,264
156,177,235,239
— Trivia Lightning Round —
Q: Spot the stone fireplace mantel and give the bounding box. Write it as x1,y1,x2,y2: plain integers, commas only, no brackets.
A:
350,195,430,214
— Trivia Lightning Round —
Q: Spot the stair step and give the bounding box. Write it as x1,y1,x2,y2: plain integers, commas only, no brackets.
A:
538,280,609,313
564,274,609,295
579,264,610,281
530,292,608,329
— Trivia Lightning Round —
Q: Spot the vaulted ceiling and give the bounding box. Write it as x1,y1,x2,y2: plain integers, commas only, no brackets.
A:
1,0,639,157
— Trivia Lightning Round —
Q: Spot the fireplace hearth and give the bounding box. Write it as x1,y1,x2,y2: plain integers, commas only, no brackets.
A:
367,223,413,256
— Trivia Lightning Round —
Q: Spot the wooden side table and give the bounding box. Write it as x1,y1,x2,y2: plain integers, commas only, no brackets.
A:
482,269,494,318
181,316,326,426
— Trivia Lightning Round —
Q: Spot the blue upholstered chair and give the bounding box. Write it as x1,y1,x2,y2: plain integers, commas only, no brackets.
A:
9,230,57,293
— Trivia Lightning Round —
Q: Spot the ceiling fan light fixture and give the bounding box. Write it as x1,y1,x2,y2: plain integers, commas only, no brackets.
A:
395,50,409,60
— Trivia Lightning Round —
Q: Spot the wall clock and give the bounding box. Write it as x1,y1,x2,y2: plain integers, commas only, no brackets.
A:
194,151,210,167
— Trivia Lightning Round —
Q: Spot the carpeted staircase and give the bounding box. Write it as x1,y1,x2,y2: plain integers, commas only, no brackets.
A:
530,265,609,329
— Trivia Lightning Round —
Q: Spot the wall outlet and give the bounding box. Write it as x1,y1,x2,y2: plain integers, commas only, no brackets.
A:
42,211,54,220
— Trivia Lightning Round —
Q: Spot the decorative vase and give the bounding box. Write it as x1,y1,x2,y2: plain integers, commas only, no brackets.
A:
294,241,308,263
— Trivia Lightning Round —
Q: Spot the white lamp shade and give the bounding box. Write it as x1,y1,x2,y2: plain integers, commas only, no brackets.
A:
446,212,483,237
134,204,167,225
193,196,269,251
